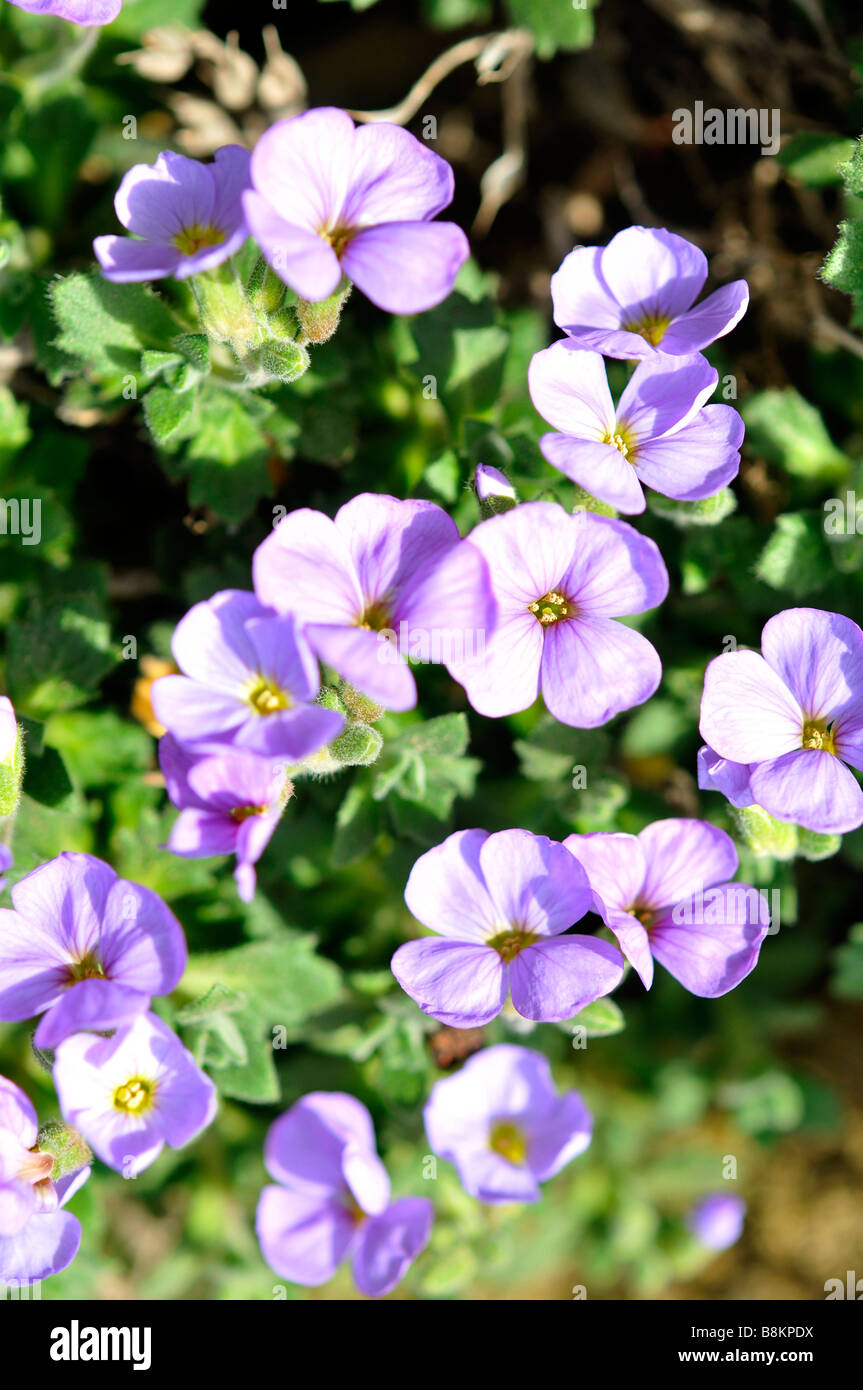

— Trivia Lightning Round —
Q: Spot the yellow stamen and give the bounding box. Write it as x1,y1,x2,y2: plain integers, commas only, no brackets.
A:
486,929,538,962
527,591,571,626
113,1077,155,1115
622,313,671,347
247,677,291,716
802,719,836,754
172,224,226,256
66,951,105,984
489,1120,528,1166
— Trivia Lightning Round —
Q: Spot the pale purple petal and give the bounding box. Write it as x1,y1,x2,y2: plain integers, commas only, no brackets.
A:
390,939,506,1027
508,935,624,1021
659,280,749,355
150,677,248,745
527,343,615,438
242,190,342,300
231,704,343,760
335,493,458,606
750,748,863,834
600,226,708,323
265,1093,377,1196
306,624,417,712
697,745,755,808
253,508,363,624
539,435,647,513
8,0,120,21
632,404,742,501
541,616,662,728
550,245,627,340
699,649,804,762
650,883,770,996
603,910,654,988
478,830,592,938
616,353,718,443
249,108,356,233
563,832,646,915
638,819,738,910
100,878,187,994
404,829,497,942
559,514,669,617
93,236,183,284
256,1186,355,1286
345,121,455,223
760,608,863,723
11,851,114,956
34,979,150,1050
529,1090,593,1180
170,590,264,691
688,1192,746,1250
352,1197,433,1297
450,610,542,717
342,222,469,314
0,1210,81,1283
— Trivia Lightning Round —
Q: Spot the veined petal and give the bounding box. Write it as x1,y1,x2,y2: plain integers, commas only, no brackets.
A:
699,649,803,763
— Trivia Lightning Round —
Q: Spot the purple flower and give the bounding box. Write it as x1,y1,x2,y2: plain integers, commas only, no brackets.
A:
0,846,13,894
253,493,496,712
256,1092,432,1296
0,853,187,1050
94,147,251,283
152,589,343,759
475,463,516,505
528,343,743,514
446,501,668,726
551,226,749,359
392,828,624,1027
7,0,120,23
697,745,754,809
159,736,288,902
243,107,469,313
0,696,17,763
53,1012,217,1177
688,1192,746,1251
565,818,770,995
699,608,863,834
0,1075,90,1285
424,1045,592,1204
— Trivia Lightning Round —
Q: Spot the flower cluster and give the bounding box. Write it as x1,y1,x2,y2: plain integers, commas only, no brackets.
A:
528,227,747,513
0,854,214,1282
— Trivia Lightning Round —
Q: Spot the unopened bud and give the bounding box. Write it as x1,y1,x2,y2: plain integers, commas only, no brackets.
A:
36,1122,92,1179
296,281,351,344
0,697,24,817
796,827,842,861
191,263,258,347
338,682,384,724
246,256,285,314
255,339,310,385
329,723,383,767
731,805,798,860
475,463,517,518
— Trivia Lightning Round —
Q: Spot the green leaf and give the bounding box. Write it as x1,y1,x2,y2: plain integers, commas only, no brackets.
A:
566,997,626,1037
831,923,863,998
181,936,343,1032
7,594,116,717
177,390,272,521
741,388,848,481
754,512,832,596
332,782,381,867
777,132,855,187
405,285,509,424
505,0,595,59
21,740,75,809
50,272,181,380
143,384,198,445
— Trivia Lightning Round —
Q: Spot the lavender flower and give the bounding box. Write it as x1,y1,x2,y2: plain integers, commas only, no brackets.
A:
0,697,17,764
0,847,12,893
0,1076,90,1285
151,589,343,759
551,226,749,359
0,852,187,1049
697,745,754,809
528,343,743,514
243,107,469,313
159,736,289,902
253,493,496,712
392,828,624,1027
565,819,769,995
424,1045,592,1204
53,1012,217,1176
474,463,517,515
688,1193,746,1251
94,147,251,283
699,608,863,833
446,501,667,726
256,1092,432,1296
7,0,120,23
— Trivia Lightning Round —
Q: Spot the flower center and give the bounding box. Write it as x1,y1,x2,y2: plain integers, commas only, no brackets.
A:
802,718,836,754
622,312,671,346
230,804,270,822
113,1077,155,1115
322,224,354,258
630,904,656,930
172,223,226,256
487,929,538,962
66,951,105,984
359,599,393,633
604,431,631,458
489,1120,528,1166
528,591,572,626
246,677,292,716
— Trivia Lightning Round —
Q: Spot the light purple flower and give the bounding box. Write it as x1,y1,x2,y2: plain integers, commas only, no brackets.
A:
551,226,749,359
699,608,863,834
446,501,668,726
243,107,469,313
256,1092,433,1297
392,828,624,1028
0,696,17,764
53,1012,216,1177
94,147,251,283
688,1192,746,1251
0,1075,90,1285
424,1045,592,1204
253,493,496,712
528,343,743,514
152,589,343,760
697,745,754,809
475,463,516,505
0,846,12,894
159,736,288,903
0,853,187,1050
565,819,770,995
6,0,120,23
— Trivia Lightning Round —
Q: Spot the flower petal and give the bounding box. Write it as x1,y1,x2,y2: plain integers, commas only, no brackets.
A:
478,829,592,938
352,1197,433,1298
760,608,863,723
659,280,749,355
342,221,469,314
404,829,496,941
256,1186,354,1286
650,883,770,997
541,616,662,728
345,121,455,223
631,404,743,501
637,819,739,909
508,936,624,1021
699,649,803,762
242,191,342,301
750,748,863,834
390,939,506,1027
527,343,615,438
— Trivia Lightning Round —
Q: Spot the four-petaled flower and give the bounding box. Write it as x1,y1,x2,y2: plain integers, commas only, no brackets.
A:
94,147,251,283
551,225,749,359
243,107,469,313
53,1012,217,1177
256,1092,433,1296
699,608,863,833
446,501,668,726
565,818,770,995
528,343,743,514
424,1045,593,1205
392,828,624,1027
0,853,187,1050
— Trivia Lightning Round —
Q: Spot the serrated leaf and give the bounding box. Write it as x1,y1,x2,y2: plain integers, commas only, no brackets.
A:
50,272,181,379
143,384,198,445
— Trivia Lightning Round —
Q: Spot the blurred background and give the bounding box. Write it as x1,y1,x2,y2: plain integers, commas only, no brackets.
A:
1,0,862,1299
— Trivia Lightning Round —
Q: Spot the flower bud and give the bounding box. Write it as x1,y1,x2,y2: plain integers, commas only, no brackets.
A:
338,682,384,724
796,827,842,861
570,485,617,518
36,1121,92,1179
255,339,310,385
329,723,383,767
191,263,258,347
246,256,286,314
0,697,24,817
296,282,351,344
731,805,798,860
475,464,517,518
